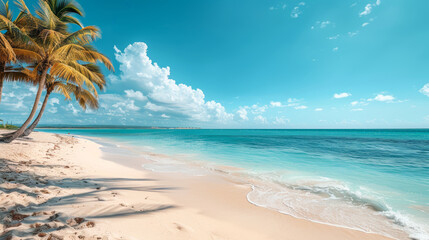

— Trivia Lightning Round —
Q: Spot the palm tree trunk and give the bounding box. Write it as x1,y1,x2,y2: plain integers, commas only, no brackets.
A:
0,65,49,143
22,91,51,137
0,78,3,104
0,63,5,104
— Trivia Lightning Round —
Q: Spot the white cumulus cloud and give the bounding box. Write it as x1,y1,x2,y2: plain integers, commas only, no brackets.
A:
124,89,147,101
419,83,429,97
49,98,60,106
270,101,282,107
48,98,60,113
236,107,248,121
100,94,140,117
113,42,233,122
334,92,351,99
372,94,395,102
65,103,79,116
29,86,37,94
113,99,140,111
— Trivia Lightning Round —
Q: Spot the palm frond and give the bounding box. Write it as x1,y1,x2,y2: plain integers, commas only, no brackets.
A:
66,61,105,89
59,15,82,27
43,0,83,28
50,81,71,99
52,82,99,110
13,0,39,29
75,86,98,110
36,0,57,29
13,48,43,63
14,0,31,15
35,0,67,33
50,62,97,94
0,14,38,50
62,26,100,45
80,46,114,71
83,63,105,84
0,0,12,20
0,32,15,61
38,28,63,47
52,42,84,58
52,44,113,71
2,69,37,85
57,1,83,17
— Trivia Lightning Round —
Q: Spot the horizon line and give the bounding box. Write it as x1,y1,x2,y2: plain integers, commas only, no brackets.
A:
35,125,429,130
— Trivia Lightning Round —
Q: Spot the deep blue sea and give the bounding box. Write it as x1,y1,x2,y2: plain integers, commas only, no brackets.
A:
40,128,429,240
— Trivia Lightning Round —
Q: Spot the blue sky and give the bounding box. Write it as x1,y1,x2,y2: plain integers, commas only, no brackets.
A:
2,0,429,128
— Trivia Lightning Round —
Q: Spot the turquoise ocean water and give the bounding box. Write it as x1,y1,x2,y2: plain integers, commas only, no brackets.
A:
40,129,429,240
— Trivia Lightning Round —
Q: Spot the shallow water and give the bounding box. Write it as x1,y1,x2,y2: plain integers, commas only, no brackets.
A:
40,128,429,240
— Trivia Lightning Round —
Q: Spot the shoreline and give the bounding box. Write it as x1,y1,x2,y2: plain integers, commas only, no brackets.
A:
0,130,401,239
82,133,410,240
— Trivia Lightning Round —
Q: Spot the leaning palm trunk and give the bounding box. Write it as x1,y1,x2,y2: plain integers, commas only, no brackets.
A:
22,91,50,136
0,78,3,103
0,66,49,143
0,63,4,103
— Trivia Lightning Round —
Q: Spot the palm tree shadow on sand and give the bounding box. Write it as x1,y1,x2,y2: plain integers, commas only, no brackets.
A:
0,156,179,238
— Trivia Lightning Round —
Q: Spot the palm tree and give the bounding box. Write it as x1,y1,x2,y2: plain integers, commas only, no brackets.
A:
0,0,113,143
21,63,104,136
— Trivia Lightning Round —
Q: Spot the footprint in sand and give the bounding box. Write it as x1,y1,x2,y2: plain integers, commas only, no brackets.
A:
174,223,186,231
